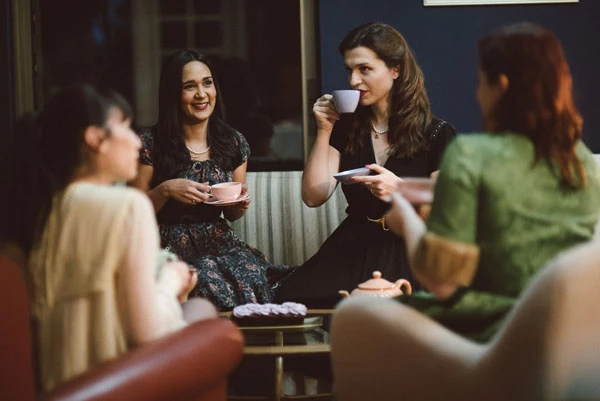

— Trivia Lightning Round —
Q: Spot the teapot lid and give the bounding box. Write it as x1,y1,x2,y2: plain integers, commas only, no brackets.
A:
358,271,395,290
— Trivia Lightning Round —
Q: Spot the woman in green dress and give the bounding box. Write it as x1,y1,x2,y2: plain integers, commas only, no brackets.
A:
385,22,600,342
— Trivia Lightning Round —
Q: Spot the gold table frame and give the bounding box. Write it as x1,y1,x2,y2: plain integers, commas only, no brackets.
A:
224,309,334,401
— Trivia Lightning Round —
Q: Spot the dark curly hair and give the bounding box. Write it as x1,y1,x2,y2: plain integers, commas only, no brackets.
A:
478,22,585,189
150,49,242,188
338,22,432,158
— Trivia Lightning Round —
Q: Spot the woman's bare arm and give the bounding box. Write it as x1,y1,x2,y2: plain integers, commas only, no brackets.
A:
386,192,458,299
302,94,342,207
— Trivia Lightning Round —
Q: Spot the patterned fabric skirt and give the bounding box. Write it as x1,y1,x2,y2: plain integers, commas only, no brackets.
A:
160,218,296,311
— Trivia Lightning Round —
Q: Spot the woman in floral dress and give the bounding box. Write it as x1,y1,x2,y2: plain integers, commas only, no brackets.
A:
131,49,294,311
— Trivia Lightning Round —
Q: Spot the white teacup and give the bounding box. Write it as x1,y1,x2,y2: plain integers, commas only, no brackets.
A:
332,90,360,113
211,182,242,201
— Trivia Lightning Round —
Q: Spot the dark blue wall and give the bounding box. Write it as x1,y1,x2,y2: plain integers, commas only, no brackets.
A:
318,1,600,152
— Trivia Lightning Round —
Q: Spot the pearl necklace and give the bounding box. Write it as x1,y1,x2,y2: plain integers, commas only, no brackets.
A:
371,122,389,139
186,144,210,155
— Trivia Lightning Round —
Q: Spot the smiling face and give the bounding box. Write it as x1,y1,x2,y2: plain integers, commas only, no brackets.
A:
97,107,141,183
344,46,399,113
180,60,217,124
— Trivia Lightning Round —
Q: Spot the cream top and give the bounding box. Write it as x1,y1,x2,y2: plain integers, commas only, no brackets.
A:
29,182,186,392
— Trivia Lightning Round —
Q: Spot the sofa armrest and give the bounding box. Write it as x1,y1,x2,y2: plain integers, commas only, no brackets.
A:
45,318,244,401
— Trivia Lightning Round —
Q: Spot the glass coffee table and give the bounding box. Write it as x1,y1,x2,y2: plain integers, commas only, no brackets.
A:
225,309,334,401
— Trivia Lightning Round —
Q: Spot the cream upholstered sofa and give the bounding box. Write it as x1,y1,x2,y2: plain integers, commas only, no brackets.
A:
230,171,348,266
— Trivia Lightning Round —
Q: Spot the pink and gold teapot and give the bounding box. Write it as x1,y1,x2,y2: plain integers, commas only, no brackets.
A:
339,271,412,299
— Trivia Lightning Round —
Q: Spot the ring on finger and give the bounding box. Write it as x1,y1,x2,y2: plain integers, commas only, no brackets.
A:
191,199,196,204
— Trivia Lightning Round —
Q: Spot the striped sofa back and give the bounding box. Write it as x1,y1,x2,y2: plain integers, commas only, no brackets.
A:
232,156,600,264
230,171,348,266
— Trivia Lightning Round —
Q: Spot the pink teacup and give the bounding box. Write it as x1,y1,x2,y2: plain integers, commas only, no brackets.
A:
211,182,242,201
396,177,435,204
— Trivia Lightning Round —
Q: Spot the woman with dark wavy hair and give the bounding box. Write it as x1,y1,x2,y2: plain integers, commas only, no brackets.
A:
274,22,456,309
131,49,294,311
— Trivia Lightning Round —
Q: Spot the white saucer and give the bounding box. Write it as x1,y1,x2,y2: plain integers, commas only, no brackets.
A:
333,167,372,185
205,193,250,206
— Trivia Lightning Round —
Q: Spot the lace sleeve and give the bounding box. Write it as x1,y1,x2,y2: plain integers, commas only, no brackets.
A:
137,128,154,166
427,119,457,174
233,130,251,163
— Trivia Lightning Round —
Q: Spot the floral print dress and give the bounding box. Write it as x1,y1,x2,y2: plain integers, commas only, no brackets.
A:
139,128,295,311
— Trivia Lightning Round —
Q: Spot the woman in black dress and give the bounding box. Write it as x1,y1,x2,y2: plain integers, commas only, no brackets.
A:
131,49,294,311
274,22,456,309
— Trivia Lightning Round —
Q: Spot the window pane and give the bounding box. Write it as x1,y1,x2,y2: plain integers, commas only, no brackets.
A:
161,21,187,49
37,0,315,173
159,0,185,15
39,0,134,103
192,0,221,14
241,0,304,171
194,21,221,48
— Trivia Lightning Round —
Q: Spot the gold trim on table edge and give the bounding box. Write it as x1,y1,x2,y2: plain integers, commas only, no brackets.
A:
243,344,331,355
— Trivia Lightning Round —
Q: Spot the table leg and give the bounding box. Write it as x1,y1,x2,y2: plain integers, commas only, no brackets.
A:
274,355,283,401
274,331,284,401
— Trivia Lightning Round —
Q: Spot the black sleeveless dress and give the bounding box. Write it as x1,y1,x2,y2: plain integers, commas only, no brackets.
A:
273,116,456,309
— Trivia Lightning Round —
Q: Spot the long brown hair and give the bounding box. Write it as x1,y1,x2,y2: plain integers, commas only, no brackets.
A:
478,22,585,189
338,22,432,158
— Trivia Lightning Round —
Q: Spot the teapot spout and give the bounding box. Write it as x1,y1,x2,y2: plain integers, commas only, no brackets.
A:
338,290,351,299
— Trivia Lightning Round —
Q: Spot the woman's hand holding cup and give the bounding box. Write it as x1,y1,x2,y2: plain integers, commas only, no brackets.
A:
313,90,360,133
162,178,211,205
313,94,340,132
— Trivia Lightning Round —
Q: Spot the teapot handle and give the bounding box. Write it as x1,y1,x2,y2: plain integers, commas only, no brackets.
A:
394,279,412,295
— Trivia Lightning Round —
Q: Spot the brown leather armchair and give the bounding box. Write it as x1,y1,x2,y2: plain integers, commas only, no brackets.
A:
0,253,244,401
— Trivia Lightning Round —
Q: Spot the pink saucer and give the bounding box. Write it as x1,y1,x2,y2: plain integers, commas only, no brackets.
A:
204,193,250,206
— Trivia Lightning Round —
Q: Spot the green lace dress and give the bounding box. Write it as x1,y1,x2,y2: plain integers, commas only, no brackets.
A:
400,133,600,342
